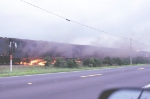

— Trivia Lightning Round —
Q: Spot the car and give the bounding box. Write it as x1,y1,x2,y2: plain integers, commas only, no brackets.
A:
99,88,150,99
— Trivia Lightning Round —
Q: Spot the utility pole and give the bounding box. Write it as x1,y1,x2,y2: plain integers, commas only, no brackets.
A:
130,38,132,65
10,41,12,72
10,52,12,72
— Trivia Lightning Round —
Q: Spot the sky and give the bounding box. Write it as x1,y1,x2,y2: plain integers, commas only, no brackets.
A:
0,0,150,51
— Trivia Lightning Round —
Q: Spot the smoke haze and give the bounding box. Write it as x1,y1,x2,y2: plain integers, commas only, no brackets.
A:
0,0,150,51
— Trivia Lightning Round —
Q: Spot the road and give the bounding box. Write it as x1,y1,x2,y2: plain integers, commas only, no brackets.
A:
0,65,150,99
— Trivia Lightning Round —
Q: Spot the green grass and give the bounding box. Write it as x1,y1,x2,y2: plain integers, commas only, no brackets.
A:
0,64,147,77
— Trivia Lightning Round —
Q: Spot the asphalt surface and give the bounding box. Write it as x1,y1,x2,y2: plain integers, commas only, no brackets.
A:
0,65,150,99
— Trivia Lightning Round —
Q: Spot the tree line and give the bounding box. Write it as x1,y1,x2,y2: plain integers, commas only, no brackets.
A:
44,56,150,68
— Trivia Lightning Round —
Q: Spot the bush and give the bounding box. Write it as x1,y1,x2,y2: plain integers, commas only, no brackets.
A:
112,57,123,66
54,58,67,68
133,57,147,64
91,58,102,67
83,58,102,67
44,56,52,67
122,58,130,65
83,58,90,66
66,59,78,68
103,56,113,66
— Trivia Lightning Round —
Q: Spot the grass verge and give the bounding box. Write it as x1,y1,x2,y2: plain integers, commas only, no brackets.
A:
0,64,147,77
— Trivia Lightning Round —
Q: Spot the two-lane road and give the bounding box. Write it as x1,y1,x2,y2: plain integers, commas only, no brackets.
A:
1,65,150,99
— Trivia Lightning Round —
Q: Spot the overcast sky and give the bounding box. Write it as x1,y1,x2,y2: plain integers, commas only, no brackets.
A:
0,0,150,51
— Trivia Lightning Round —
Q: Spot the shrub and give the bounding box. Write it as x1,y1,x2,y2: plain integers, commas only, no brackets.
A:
66,59,78,68
103,56,113,66
44,56,52,67
83,58,102,67
122,58,130,65
132,57,147,64
83,58,90,66
112,57,123,66
54,58,67,68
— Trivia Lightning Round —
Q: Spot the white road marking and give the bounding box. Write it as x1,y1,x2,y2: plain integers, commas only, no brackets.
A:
88,75,95,77
28,82,32,85
80,76,88,78
143,84,150,88
81,74,103,78
94,74,103,76
138,68,145,70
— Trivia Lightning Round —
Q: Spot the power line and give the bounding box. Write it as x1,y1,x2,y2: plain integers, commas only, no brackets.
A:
20,0,129,40
20,0,150,48
20,0,67,20
132,40,150,47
